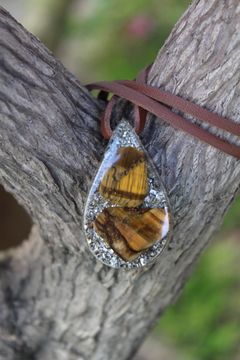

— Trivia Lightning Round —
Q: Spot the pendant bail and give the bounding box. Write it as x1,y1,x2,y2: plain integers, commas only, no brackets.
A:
100,94,147,139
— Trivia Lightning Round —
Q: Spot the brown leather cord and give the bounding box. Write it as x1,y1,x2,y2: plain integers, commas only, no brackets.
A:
86,64,240,159
95,64,152,137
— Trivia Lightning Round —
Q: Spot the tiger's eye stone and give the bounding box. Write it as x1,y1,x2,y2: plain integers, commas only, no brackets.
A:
94,207,170,262
99,146,148,207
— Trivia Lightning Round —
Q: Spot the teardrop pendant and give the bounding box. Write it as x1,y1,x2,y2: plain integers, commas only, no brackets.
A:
83,120,171,268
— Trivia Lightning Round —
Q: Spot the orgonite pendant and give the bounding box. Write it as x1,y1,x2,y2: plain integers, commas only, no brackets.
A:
83,120,171,269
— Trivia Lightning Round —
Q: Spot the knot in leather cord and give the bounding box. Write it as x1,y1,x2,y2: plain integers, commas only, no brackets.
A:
86,63,240,159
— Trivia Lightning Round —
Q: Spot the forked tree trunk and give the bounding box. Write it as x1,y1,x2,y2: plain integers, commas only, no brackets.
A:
0,1,240,359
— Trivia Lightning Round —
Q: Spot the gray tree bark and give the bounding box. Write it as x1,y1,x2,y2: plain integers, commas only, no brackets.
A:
0,1,240,359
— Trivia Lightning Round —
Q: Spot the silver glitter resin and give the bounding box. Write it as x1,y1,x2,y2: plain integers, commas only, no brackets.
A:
83,120,171,269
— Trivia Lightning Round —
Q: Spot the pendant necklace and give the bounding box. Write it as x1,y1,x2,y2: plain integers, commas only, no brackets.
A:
84,63,240,269
83,120,171,269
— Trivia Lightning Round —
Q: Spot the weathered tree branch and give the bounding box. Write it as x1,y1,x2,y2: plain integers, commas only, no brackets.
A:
0,1,240,359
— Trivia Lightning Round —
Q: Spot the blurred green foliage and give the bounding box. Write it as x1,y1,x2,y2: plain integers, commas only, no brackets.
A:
155,198,240,360
62,0,192,80
23,0,191,82
221,195,240,232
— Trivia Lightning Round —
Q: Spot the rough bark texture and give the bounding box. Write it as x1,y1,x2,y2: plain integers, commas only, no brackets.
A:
0,1,240,359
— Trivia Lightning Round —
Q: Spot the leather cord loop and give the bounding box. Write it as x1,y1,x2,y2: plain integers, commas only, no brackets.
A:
86,64,240,159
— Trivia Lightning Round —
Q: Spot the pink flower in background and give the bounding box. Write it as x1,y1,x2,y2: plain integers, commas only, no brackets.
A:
125,14,155,39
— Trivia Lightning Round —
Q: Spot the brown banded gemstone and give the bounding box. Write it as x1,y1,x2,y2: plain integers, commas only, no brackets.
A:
99,146,148,207
94,207,170,262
